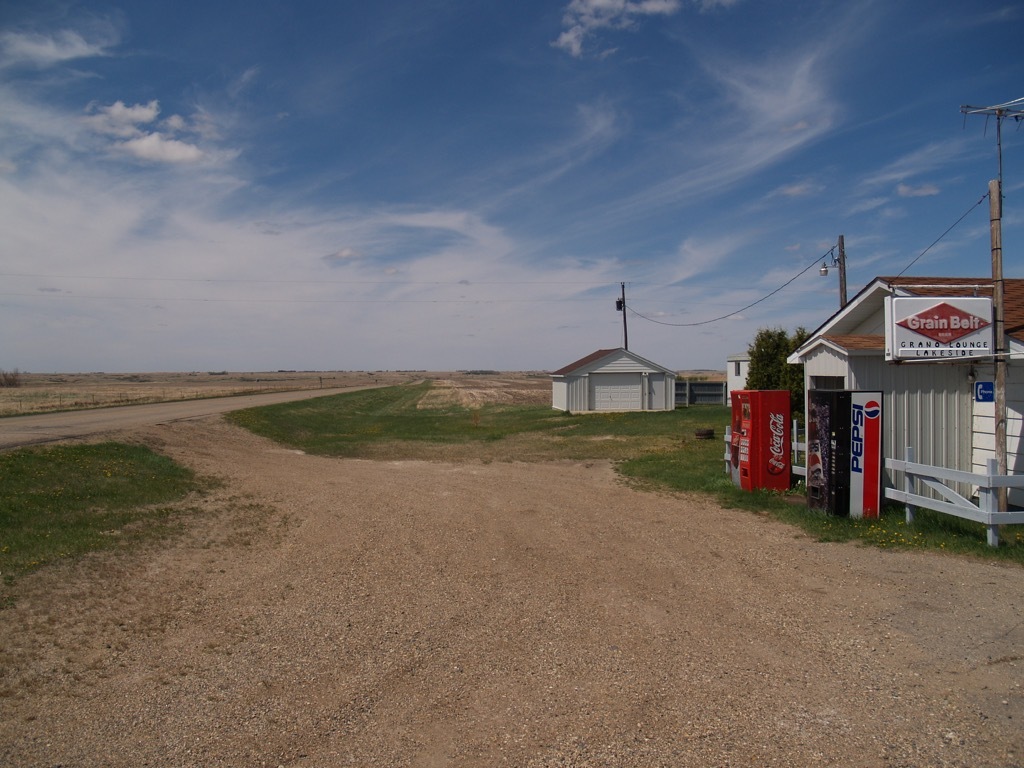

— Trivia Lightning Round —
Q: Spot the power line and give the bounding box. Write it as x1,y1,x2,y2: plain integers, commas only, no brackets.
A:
0,292,612,305
627,187,995,328
0,272,622,287
625,245,836,327
894,191,989,277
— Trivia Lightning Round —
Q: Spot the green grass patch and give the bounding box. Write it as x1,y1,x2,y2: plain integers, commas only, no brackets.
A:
620,440,1024,564
226,382,726,461
228,382,1024,562
0,442,201,589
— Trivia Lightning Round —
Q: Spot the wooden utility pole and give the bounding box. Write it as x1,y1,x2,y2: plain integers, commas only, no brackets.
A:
961,100,1022,517
837,235,848,309
620,282,629,350
990,178,1008,511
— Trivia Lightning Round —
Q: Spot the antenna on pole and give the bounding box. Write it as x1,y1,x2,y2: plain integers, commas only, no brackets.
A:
961,98,1023,522
961,98,1024,190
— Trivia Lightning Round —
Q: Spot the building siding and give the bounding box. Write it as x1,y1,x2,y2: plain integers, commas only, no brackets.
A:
552,349,676,412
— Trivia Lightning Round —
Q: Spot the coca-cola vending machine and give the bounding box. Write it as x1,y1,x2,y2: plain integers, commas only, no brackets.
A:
806,390,883,518
730,390,791,492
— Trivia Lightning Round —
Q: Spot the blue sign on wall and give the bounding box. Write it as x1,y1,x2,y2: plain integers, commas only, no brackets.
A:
974,381,995,403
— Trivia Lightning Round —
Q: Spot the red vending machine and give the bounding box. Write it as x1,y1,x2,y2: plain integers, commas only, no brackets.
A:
730,390,791,492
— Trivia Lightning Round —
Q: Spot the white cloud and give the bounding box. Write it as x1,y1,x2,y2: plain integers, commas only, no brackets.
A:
846,196,888,215
162,114,187,133
0,29,115,68
896,181,940,197
599,47,837,222
769,180,823,198
553,0,683,57
84,99,161,138
323,247,362,265
117,133,204,163
859,140,965,189
672,232,750,283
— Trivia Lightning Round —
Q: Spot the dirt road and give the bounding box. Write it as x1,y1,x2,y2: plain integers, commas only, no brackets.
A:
0,386,365,451
2,416,1023,766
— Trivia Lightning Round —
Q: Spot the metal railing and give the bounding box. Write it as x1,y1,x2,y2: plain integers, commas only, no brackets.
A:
724,430,1024,547
885,447,1024,547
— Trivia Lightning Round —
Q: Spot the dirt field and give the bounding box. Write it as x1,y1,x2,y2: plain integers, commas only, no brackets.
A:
1,378,1023,766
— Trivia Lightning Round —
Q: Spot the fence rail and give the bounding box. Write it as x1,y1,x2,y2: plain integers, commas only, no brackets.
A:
885,447,1024,547
724,430,1024,547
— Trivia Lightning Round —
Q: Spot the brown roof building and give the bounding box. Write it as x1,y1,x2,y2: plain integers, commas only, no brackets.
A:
788,276,1024,507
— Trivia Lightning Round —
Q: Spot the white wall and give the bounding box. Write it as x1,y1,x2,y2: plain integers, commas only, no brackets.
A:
726,357,748,397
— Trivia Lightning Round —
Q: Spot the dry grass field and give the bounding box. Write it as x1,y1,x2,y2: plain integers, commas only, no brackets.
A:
0,370,433,417
0,368,717,417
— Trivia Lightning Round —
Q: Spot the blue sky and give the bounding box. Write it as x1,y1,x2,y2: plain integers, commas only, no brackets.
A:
1,0,1021,373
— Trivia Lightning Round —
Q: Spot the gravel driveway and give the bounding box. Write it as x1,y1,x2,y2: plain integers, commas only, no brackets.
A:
1,416,1022,766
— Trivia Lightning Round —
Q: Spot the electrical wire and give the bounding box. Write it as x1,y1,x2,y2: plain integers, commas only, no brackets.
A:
894,192,990,277
624,245,837,328
627,188,995,328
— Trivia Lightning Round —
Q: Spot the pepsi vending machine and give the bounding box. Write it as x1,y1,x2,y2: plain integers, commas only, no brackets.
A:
806,390,883,518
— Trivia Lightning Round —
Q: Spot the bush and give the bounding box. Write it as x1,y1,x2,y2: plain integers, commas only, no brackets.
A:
0,368,22,388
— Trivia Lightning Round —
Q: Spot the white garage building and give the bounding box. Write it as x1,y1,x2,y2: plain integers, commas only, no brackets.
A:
551,348,677,412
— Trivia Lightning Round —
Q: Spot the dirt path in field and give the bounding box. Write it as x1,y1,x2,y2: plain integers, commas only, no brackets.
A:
1,416,1023,767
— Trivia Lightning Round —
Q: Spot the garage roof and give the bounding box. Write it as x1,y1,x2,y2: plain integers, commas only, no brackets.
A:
551,348,676,377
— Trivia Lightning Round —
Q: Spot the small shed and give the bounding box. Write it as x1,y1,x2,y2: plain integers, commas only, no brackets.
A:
551,348,676,412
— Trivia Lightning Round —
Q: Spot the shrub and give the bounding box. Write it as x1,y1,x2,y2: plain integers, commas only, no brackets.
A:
0,368,22,388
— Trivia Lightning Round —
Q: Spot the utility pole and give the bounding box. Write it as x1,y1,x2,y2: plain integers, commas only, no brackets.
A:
837,235,848,309
990,178,1008,513
961,99,1023,517
819,236,848,309
616,282,629,350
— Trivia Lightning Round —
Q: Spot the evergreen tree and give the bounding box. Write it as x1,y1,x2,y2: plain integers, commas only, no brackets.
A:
746,326,808,418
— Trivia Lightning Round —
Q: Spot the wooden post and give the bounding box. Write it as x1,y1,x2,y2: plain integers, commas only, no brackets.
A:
620,282,629,351
990,179,1008,515
904,445,916,525
837,235,848,309
984,457,1000,547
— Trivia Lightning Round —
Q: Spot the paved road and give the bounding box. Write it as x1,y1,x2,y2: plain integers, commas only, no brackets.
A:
0,387,363,451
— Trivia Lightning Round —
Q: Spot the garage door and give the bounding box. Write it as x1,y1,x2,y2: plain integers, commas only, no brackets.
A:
590,373,642,411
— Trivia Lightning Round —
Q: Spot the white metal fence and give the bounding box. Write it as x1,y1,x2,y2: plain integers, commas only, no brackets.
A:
724,427,1024,547
885,447,1024,547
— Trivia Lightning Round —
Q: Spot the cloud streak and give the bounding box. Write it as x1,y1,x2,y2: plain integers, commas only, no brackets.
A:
553,0,683,57
0,28,116,68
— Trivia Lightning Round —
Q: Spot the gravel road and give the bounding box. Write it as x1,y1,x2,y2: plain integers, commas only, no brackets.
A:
1,416,1023,767
0,386,364,451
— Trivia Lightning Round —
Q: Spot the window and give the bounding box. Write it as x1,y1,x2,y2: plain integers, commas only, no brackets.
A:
734,361,741,376
811,375,845,390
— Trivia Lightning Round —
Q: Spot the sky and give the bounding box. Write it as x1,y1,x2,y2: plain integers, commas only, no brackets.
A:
1,0,1022,373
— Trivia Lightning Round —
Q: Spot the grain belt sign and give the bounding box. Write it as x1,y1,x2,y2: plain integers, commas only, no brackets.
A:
884,296,993,361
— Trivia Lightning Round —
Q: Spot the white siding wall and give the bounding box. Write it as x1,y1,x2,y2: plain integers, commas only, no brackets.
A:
589,355,665,374
970,365,1024,505
726,358,748,397
650,374,675,410
552,380,568,411
804,345,849,377
565,375,590,412
849,358,973,499
553,350,677,412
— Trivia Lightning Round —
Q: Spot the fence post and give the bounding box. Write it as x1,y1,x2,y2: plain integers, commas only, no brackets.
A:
983,457,1000,548
724,426,732,481
904,446,916,525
